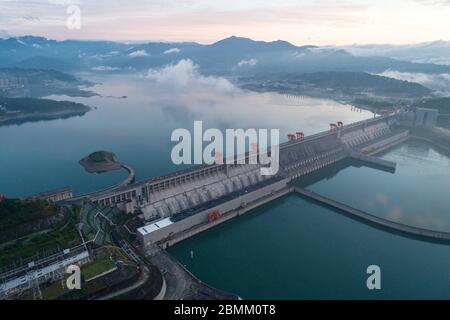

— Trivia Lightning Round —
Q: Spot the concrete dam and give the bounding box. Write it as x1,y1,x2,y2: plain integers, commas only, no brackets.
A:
73,113,417,247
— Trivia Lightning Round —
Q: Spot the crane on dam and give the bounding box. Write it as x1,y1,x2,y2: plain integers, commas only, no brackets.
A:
296,132,305,140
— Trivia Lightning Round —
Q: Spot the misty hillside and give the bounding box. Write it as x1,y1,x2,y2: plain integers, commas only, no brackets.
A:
240,72,432,100
298,72,432,97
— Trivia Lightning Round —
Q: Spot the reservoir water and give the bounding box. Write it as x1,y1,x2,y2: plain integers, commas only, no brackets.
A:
306,140,450,232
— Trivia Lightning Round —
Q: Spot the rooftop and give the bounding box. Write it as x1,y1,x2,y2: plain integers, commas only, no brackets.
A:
137,217,173,236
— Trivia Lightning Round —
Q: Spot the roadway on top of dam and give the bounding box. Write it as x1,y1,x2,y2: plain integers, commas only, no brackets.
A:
293,187,450,244
64,163,135,203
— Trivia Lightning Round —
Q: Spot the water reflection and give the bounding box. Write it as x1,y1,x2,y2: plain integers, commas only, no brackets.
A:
305,140,450,231
0,111,89,127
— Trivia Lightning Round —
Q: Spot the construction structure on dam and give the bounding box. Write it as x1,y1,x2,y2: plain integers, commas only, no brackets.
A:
56,107,435,249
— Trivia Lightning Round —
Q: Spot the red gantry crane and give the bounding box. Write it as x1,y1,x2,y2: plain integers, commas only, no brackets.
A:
208,210,222,222
287,133,296,141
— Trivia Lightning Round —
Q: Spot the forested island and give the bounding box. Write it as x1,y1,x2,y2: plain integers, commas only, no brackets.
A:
79,151,122,173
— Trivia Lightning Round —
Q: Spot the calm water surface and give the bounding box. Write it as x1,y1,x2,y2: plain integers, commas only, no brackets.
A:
0,73,371,197
306,141,450,231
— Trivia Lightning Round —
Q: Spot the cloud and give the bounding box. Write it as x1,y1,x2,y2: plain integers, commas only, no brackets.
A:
142,59,372,133
379,70,450,95
292,51,306,59
91,66,120,71
23,15,40,22
236,58,257,67
163,47,180,54
128,50,149,57
143,59,242,125
15,38,27,45
416,0,450,6
146,59,235,92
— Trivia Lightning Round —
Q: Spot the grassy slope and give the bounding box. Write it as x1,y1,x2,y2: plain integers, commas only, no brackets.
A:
0,203,81,267
0,198,58,229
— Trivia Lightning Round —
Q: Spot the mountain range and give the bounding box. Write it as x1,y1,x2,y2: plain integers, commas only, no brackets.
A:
2,36,450,76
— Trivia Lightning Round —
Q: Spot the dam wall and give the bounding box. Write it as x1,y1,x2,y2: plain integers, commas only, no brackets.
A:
138,178,290,247
141,164,267,220
360,131,409,156
89,114,400,219
348,152,397,173
340,121,392,148
134,114,417,248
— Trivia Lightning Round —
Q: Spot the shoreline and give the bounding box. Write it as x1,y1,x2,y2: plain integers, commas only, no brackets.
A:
0,109,90,126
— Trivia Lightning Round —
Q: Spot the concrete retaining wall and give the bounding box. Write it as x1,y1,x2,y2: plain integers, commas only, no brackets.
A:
361,131,409,156
293,187,450,243
139,179,290,247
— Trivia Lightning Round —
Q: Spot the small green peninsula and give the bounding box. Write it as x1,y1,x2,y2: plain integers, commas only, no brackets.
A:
79,151,122,173
0,97,91,125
